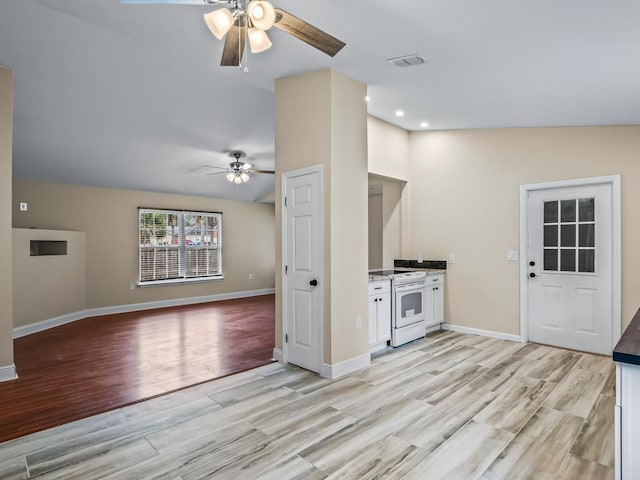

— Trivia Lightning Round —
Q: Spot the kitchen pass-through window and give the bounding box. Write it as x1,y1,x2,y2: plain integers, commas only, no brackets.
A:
138,208,222,285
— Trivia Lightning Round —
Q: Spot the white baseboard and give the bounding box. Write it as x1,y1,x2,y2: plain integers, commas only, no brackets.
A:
272,348,283,362
441,323,522,343
13,288,276,339
0,364,17,382
321,353,370,380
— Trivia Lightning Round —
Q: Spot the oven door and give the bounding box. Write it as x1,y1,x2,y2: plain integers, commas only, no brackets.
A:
394,282,426,328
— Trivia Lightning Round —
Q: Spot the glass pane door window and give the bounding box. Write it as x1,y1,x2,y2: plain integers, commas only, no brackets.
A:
543,198,595,273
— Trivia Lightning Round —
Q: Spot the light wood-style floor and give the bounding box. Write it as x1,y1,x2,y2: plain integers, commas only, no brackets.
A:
0,330,615,479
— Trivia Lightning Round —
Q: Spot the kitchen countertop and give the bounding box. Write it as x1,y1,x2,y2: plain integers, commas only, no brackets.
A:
368,268,446,282
613,307,640,366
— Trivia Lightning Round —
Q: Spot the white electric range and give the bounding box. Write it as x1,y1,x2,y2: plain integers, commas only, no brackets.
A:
368,270,428,347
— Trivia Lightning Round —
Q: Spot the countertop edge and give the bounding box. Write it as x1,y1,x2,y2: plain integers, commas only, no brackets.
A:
613,307,640,365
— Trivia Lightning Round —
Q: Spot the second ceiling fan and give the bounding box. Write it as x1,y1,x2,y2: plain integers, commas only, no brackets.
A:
121,0,346,66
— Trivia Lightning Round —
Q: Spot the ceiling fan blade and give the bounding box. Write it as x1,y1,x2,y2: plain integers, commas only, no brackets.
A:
202,165,229,170
220,22,246,66
273,8,345,57
206,171,231,176
251,169,276,174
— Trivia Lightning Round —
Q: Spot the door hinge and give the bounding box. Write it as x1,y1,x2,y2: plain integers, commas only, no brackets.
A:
285,334,288,343
284,196,287,207
285,265,288,274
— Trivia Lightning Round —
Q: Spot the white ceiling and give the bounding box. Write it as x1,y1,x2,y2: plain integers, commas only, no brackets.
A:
1,0,639,202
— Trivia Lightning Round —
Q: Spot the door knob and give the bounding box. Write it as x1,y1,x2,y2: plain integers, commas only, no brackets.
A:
529,261,535,267
309,279,318,287
529,272,536,278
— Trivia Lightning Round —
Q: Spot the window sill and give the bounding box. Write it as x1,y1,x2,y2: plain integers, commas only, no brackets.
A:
137,276,224,288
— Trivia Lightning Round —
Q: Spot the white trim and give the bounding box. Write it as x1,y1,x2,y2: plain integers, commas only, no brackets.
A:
442,323,522,343
321,353,371,380
282,165,324,374
0,364,17,382
519,175,621,349
13,288,275,339
272,348,283,362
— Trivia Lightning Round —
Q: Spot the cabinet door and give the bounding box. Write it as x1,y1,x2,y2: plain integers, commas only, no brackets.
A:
368,296,378,345
433,285,444,324
377,293,391,342
424,287,435,327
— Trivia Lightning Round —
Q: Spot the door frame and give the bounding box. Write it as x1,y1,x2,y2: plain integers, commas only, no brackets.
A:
519,175,621,349
281,165,324,370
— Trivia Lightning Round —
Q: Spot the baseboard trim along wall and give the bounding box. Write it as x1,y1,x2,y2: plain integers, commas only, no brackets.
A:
321,353,371,380
441,323,523,343
13,288,276,339
272,348,283,362
0,364,17,382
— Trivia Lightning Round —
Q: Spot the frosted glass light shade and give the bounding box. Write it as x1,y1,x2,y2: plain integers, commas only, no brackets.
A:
246,1,276,31
204,9,234,40
233,175,242,184
226,173,235,182
240,172,250,183
248,28,272,53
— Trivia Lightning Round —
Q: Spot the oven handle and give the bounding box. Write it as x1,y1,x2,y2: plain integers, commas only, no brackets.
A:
395,282,426,292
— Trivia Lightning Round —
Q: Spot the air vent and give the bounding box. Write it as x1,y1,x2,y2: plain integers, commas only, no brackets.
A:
387,54,426,67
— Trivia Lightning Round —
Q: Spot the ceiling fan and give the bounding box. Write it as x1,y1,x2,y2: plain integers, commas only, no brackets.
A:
121,0,346,67
204,150,275,184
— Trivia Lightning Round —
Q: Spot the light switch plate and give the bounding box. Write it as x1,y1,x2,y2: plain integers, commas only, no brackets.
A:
19,202,28,212
448,253,456,264
507,250,519,261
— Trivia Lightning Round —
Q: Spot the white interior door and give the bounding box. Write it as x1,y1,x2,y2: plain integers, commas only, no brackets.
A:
284,168,322,373
527,183,613,354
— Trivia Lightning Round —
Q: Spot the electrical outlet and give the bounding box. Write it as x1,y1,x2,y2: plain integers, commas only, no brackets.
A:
248,273,253,280
130,282,136,290
448,253,456,264
417,253,424,263
355,316,362,329
507,250,519,262
19,202,28,212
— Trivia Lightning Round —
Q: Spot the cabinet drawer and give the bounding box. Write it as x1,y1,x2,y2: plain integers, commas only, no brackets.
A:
427,274,445,285
368,280,390,296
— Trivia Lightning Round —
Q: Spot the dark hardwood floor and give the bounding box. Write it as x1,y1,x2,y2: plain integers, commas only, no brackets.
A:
0,294,275,443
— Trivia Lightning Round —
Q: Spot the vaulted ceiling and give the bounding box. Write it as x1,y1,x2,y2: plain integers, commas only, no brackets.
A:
1,0,639,202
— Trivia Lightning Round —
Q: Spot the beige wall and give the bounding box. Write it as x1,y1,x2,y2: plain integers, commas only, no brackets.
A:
275,69,369,365
368,116,410,181
0,67,13,368
13,180,275,314
381,179,403,268
13,229,86,328
409,126,640,335
368,194,383,269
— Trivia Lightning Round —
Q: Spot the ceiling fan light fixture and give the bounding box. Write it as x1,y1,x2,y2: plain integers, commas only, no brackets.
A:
233,175,243,184
204,8,234,40
248,28,272,53
240,172,250,183
226,172,235,182
246,1,276,31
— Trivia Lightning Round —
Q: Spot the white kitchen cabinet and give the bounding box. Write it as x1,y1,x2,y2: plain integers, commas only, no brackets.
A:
368,280,391,353
616,362,640,480
424,274,445,328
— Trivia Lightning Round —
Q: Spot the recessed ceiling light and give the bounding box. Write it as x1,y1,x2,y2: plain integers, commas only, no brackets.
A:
420,121,429,128
395,110,404,117
365,96,370,102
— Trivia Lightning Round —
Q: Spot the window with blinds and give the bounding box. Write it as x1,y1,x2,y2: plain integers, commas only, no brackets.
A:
139,208,222,284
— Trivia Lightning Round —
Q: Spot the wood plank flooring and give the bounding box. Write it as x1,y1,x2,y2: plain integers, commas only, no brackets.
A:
0,295,275,443
0,330,614,479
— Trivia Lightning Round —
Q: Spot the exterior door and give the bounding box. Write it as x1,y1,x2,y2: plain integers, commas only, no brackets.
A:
527,183,613,354
284,168,322,373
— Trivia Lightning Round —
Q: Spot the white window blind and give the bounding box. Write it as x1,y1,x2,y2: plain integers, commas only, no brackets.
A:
139,208,222,284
